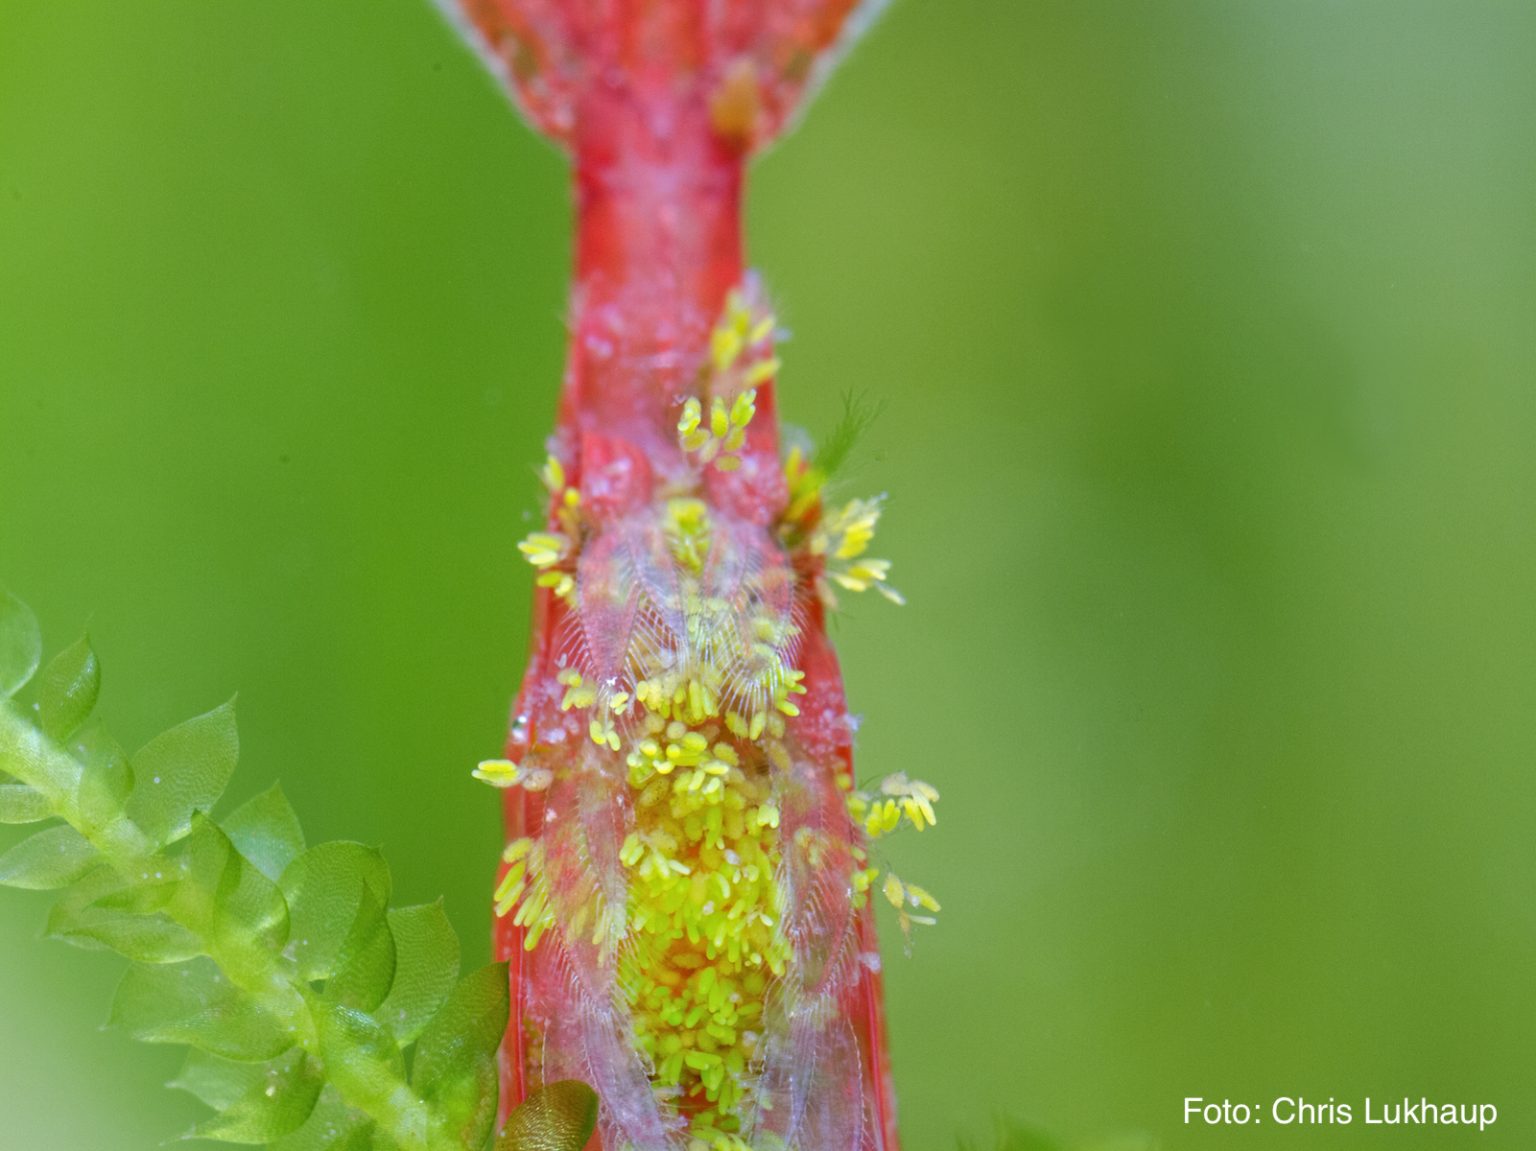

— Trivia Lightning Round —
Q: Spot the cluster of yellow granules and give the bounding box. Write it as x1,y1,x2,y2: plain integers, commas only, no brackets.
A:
615,698,791,1145
485,287,940,1149
501,665,794,1148
505,487,806,1146
609,494,799,1143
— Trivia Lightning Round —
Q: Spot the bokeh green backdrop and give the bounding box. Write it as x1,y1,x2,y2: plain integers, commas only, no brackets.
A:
2,2,1533,1148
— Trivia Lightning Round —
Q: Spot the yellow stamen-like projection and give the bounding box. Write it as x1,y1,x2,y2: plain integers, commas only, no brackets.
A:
677,282,774,473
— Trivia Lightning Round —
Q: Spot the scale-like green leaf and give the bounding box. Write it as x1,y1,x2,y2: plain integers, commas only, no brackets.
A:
44,861,121,919
112,958,294,1060
48,866,200,963
281,842,392,981
54,903,202,962
412,963,510,1090
37,634,100,741
496,1081,599,1151
70,722,134,830
313,1002,412,1131
0,782,50,824
126,699,239,845
56,862,135,906
214,829,290,956
173,1048,273,1110
174,814,290,959
94,869,178,913
376,902,460,1045
183,1048,326,1144
0,823,97,889
0,700,82,807
0,587,41,698
270,1086,375,1151
224,784,306,882
325,882,396,1014
412,962,509,1148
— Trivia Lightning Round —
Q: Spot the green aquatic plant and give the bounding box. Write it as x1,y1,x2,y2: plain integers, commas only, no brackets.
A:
0,586,591,1151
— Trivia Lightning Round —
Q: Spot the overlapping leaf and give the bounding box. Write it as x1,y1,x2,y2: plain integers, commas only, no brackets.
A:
313,1001,412,1130
125,698,239,845
174,1048,327,1143
36,633,100,741
47,864,200,962
376,902,460,1045
0,782,51,824
280,841,392,981
111,957,296,1061
269,1085,375,1151
225,784,306,883
70,722,133,830
325,883,397,1012
0,823,97,889
412,963,510,1149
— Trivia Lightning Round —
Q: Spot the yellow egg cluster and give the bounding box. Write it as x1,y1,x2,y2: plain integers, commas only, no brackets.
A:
610,497,795,1143
709,286,778,379
491,281,943,1149
777,448,903,611
807,495,904,607
843,770,943,952
619,705,789,1143
676,282,777,475
846,771,940,837
516,455,584,602
495,836,557,952
504,492,801,1144
678,389,758,472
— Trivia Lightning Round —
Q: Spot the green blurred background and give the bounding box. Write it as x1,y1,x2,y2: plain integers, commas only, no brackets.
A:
2,1,1533,1148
